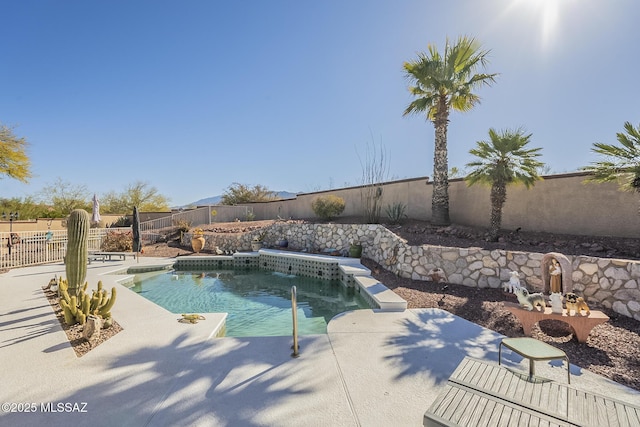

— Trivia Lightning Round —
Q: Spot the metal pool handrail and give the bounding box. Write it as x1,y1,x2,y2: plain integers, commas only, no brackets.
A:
291,285,299,358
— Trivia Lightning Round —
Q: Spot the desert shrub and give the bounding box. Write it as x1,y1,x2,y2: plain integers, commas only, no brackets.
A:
362,185,383,223
358,140,388,224
311,195,345,220
110,216,130,227
173,219,191,233
385,202,407,224
101,230,133,252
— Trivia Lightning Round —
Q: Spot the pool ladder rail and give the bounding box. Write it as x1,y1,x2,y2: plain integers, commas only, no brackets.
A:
291,285,300,358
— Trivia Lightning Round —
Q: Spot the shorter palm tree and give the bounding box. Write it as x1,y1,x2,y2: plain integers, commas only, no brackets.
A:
465,128,543,241
582,121,640,192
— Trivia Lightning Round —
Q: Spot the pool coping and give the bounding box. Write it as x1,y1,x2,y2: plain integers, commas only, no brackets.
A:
2,258,638,426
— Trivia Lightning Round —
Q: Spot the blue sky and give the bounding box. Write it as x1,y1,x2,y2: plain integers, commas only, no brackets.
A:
2,0,639,207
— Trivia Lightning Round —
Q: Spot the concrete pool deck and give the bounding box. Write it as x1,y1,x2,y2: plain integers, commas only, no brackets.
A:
1,258,638,426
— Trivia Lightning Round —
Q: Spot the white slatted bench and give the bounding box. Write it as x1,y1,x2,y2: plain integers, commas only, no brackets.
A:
87,254,106,264
92,252,136,261
424,356,640,427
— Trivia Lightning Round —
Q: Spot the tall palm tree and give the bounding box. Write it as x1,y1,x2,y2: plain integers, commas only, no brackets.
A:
582,121,640,192
465,128,543,241
403,36,498,225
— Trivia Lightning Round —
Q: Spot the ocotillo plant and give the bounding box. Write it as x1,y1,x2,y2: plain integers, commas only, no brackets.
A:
65,209,90,297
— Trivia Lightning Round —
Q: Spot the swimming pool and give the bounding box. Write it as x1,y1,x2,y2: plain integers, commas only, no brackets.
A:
128,269,370,337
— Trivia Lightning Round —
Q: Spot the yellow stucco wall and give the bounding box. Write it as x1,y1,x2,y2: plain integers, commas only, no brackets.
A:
246,172,639,238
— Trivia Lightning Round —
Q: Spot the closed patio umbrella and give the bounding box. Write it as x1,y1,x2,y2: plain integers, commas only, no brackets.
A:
132,206,141,261
91,194,101,223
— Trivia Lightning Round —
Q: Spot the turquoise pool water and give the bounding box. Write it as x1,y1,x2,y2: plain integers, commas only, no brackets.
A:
128,270,369,337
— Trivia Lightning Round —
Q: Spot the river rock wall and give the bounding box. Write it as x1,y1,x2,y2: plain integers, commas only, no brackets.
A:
184,223,640,321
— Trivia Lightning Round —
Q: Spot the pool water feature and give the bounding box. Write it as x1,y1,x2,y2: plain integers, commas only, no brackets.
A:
128,269,370,337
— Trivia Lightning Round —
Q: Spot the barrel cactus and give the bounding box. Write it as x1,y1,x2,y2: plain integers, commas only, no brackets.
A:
65,209,90,297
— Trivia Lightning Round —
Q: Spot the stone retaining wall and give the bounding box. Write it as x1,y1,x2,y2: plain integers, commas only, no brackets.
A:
184,223,640,321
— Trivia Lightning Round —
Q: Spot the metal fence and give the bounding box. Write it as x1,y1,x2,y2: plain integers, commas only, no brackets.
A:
139,205,250,232
0,228,130,270
1,206,252,270
140,207,210,232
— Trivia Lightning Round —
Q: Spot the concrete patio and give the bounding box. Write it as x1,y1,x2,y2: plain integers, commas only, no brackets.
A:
1,258,638,426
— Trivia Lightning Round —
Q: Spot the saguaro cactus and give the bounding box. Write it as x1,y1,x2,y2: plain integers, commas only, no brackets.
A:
66,209,90,297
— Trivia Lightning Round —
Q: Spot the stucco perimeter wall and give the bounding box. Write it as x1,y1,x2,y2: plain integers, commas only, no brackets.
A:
241,172,640,238
186,223,640,321
449,173,638,237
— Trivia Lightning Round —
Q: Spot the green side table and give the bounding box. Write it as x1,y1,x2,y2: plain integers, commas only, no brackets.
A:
499,337,570,384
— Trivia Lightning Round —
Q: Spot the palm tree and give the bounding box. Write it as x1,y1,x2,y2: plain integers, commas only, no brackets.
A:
465,128,543,241
582,121,640,192
403,35,498,225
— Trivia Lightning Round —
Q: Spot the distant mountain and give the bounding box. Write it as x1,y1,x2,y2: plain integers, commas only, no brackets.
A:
185,191,298,207
188,195,222,206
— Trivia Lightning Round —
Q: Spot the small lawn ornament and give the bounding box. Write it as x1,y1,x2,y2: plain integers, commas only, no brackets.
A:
565,293,590,316
549,292,564,314
549,258,563,293
83,315,102,346
427,268,447,283
503,270,523,293
42,275,58,292
515,288,546,311
179,313,206,324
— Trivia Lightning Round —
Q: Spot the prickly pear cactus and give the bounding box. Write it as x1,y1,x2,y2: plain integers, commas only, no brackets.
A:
65,209,90,297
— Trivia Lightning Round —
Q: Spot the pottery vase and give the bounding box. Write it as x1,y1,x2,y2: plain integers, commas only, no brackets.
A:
349,243,362,258
191,236,206,253
277,239,288,248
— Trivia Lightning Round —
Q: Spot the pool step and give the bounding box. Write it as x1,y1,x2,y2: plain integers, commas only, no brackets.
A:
339,264,371,288
354,276,407,312
339,265,371,276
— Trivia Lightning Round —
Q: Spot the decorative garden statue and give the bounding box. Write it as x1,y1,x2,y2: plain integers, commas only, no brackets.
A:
549,258,562,294
549,292,564,314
